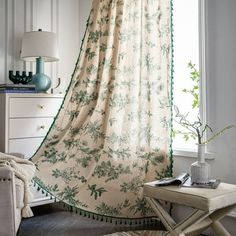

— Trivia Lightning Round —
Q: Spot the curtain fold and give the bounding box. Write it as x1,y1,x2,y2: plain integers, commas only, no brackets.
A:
32,0,173,221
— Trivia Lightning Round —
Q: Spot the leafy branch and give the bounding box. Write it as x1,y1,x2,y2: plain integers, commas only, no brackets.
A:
182,61,200,109
174,61,235,145
174,105,234,144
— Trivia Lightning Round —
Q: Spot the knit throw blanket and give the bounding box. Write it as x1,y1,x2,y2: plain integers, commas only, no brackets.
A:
0,152,36,218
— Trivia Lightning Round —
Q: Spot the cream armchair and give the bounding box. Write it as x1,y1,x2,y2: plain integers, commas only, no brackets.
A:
0,166,24,236
0,153,36,236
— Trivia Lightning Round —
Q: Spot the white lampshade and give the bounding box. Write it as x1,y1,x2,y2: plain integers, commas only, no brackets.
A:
21,30,59,62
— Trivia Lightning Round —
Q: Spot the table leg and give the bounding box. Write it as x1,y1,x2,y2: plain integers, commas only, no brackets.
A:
146,197,210,236
209,204,236,236
174,209,210,234
211,221,231,236
146,197,179,236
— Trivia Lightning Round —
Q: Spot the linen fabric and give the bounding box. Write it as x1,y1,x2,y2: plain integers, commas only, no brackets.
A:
32,0,172,220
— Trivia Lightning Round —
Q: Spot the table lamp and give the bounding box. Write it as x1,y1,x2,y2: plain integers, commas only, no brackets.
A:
20,29,59,92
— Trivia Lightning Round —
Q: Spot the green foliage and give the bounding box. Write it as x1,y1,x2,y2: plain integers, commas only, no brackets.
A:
42,148,66,164
120,177,142,193
33,176,60,195
174,62,234,144
109,94,133,111
182,62,200,109
105,147,131,159
95,201,130,216
93,161,131,182
84,120,104,141
88,30,101,43
88,184,107,200
129,197,153,216
71,91,98,106
85,48,97,60
58,186,88,208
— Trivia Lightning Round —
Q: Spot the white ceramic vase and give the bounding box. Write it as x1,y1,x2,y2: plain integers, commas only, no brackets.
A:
191,144,210,184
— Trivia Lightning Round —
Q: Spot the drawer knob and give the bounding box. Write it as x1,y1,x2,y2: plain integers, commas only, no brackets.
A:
39,105,44,109
40,125,45,129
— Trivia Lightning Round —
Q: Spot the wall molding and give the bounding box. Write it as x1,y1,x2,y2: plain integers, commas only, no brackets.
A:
0,0,80,92
4,0,8,83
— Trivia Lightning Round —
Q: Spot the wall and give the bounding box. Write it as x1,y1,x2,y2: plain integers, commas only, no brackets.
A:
173,0,236,234
78,0,92,48
0,0,85,93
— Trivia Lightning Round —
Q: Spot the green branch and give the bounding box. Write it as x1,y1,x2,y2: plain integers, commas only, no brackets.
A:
202,125,235,144
174,61,235,145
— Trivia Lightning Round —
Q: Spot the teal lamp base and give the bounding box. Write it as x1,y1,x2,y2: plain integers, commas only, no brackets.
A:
32,57,51,92
32,73,51,92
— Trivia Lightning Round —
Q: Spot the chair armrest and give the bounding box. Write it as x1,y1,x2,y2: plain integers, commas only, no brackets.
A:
8,153,25,159
0,166,18,236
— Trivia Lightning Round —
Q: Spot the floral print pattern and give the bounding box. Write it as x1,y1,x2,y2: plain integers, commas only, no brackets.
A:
32,0,172,220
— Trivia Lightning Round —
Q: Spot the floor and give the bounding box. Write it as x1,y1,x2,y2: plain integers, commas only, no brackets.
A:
18,204,164,236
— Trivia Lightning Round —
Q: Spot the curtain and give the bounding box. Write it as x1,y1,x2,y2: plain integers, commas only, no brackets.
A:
32,0,172,222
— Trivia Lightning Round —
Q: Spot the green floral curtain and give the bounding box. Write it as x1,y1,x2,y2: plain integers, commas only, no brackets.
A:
32,0,172,221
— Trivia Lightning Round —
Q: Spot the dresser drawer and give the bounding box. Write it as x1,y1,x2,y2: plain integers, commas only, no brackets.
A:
8,137,44,159
9,117,54,138
9,97,63,118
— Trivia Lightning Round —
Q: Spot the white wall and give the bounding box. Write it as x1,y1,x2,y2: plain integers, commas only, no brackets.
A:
0,0,84,93
78,0,92,48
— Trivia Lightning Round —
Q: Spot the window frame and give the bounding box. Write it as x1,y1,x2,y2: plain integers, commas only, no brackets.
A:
173,0,214,160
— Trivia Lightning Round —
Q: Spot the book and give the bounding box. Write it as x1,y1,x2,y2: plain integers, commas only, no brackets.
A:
0,87,35,91
0,84,36,93
0,90,36,93
153,173,190,186
152,172,220,189
182,177,220,189
0,83,35,88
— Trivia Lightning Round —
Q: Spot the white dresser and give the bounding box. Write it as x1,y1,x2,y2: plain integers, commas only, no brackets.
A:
0,92,64,206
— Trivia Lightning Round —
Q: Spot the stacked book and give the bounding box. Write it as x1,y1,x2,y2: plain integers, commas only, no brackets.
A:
0,84,36,93
153,172,220,189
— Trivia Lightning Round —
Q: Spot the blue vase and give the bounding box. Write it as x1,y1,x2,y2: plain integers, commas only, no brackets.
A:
32,57,51,92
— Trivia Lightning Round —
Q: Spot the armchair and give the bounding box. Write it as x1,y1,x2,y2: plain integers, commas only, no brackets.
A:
0,153,36,236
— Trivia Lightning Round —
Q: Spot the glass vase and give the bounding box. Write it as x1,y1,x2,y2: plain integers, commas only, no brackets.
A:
191,144,210,184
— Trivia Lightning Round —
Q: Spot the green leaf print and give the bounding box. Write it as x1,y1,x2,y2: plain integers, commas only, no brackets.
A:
52,167,87,184
120,177,142,193
88,30,101,43
42,148,66,164
58,186,88,208
84,120,104,141
88,184,107,200
95,199,130,216
85,48,97,60
129,197,153,216
93,161,131,182
105,147,131,159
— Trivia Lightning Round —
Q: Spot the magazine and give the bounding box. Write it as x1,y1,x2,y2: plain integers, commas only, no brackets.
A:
152,172,220,189
154,173,190,186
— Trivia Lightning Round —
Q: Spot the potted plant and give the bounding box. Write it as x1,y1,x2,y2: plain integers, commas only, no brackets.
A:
174,62,235,184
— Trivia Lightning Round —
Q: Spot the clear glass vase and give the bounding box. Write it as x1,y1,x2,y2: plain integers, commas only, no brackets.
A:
191,144,210,184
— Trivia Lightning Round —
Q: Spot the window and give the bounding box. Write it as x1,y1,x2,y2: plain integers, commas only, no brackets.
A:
172,0,200,152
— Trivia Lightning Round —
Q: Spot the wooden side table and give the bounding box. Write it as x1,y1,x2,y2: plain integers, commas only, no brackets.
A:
144,182,236,236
